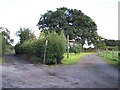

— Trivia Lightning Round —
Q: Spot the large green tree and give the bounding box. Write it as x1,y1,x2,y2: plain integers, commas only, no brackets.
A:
37,7,99,46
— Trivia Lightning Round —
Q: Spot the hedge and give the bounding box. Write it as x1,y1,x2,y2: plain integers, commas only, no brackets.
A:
15,32,66,65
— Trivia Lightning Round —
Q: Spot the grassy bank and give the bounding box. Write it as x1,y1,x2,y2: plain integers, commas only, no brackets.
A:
99,51,119,69
0,57,3,64
62,52,95,65
102,57,119,69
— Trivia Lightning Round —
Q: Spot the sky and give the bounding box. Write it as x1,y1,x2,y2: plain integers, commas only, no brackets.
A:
0,0,119,45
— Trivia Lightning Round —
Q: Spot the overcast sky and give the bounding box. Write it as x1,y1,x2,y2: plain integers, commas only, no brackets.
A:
0,0,119,45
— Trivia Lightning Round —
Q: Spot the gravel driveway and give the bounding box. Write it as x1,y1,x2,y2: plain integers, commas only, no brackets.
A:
1,54,118,88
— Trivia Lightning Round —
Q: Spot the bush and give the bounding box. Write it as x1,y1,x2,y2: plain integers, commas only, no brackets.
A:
69,44,82,54
118,53,120,60
15,32,66,65
45,32,66,64
15,43,24,55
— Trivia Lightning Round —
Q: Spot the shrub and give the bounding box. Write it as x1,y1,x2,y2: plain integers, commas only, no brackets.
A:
45,32,66,64
15,31,66,65
118,53,120,60
15,43,22,55
69,44,82,54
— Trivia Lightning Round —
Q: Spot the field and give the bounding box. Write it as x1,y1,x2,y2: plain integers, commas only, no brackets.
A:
62,52,95,65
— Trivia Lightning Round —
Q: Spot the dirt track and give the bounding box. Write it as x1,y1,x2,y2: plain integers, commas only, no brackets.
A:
1,54,118,88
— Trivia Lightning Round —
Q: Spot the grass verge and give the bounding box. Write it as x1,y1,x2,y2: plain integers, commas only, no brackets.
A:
99,51,119,69
62,52,95,65
0,57,4,64
101,57,119,70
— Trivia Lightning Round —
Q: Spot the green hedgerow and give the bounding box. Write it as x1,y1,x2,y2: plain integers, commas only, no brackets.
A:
45,32,66,64
15,31,66,65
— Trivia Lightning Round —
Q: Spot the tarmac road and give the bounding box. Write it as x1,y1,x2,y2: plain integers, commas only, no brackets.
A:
2,54,118,88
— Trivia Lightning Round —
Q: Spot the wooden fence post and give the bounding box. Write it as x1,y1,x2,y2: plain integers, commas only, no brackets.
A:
106,49,107,58
112,49,114,59
98,49,99,56
100,50,101,56
43,40,48,64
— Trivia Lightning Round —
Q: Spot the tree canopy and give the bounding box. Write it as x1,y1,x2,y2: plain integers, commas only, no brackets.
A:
37,7,99,46
16,27,35,44
104,39,118,47
0,27,14,55
0,27,14,45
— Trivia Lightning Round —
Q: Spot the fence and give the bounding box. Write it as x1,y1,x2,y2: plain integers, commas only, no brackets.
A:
97,49,119,61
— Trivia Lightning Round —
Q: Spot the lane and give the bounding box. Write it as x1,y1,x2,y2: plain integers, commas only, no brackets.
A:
0,65,2,89
2,54,118,88
3,54,30,65
42,54,118,88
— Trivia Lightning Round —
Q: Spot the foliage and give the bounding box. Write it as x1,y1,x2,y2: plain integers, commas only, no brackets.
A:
104,39,118,47
15,31,66,65
0,33,3,56
0,27,14,44
93,36,106,50
45,32,66,64
69,44,82,54
37,7,99,46
15,43,23,55
0,57,2,64
16,27,35,44
107,46,118,51
62,52,95,65
0,57,4,64
0,27,14,55
118,40,120,51
100,51,119,69
97,39,119,51
100,51,119,62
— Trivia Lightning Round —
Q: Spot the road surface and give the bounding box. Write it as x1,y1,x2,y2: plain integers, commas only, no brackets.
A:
2,54,118,88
